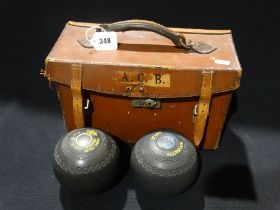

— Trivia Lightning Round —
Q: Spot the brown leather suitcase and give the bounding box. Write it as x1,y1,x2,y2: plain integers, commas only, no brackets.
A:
43,20,242,149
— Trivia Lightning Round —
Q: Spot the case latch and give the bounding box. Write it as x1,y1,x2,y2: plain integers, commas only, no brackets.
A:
131,98,161,109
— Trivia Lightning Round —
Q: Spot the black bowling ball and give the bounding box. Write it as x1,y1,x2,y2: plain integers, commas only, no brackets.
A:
131,130,199,194
53,128,120,193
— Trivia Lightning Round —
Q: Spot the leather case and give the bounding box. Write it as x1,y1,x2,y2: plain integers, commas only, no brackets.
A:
43,20,242,149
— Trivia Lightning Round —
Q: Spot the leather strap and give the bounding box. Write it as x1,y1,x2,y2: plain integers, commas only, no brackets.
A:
70,64,84,128
193,71,214,147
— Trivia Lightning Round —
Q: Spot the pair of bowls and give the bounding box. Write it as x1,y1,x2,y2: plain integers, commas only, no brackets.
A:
53,128,198,194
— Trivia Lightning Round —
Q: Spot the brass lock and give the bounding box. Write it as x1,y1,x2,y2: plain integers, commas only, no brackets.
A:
131,98,161,109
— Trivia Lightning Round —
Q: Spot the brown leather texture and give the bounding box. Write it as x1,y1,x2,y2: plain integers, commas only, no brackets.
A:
45,21,242,149
57,84,232,149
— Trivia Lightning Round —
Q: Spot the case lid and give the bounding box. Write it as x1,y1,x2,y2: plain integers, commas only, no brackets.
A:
45,21,242,98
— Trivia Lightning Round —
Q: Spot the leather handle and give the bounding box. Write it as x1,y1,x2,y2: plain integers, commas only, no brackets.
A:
78,20,217,54
99,20,190,50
